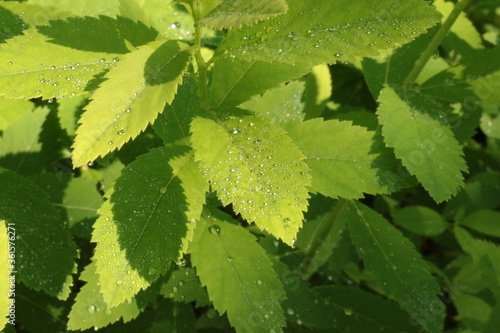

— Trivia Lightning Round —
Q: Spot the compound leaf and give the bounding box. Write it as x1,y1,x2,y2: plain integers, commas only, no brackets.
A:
72,39,191,167
0,169,77,299
190,116,310,245
67,262,141,331
209,56,310,108
93,146,206,307
0,28,119,100
347,201,445,333
218,0,440,66
197,0,288,30
286,118,410,199
189,209,286,333
377,85,467,202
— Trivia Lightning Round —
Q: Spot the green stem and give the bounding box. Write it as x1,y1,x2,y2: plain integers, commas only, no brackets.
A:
194,26,210,110
403,0,471,91
299,198,349,279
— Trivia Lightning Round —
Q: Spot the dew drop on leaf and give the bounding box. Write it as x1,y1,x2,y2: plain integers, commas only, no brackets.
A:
256,280,263,285
176,258,186,266
344,308,353,316
209,225,221,235
87,305,96,314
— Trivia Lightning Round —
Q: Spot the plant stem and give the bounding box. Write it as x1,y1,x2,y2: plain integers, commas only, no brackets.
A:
402,0,471,91
194,26,210,110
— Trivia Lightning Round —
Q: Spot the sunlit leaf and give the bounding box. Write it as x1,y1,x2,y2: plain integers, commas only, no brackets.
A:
190,116,310,245
218,0,440,66
189,209,286,333
197,0,288,30
72,39,191,167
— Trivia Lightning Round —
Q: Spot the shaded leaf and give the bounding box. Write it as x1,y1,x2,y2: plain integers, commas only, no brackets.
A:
209,56,310,108
37,15,158,54
189,209,286,333
347,201,445,333
218,0,440,66
0,99,33,131
160,266,210,307
93,146,206,306
150,299,197,333
393,206,447,236
377,85,467,202
72,39,191,167
303,64,332,119
459,210,500,238
190,116,310,245
197,0,288,30
286,118,411,199
0,28,119,100
67,262,141,331
0,170,77,299
0,107,49,175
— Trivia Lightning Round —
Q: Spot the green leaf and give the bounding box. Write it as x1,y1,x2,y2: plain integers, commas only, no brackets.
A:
189,209,286,333
57,95,87,136
393,205,447,236
72,39,191,167
0,98,33,131
0,170,77,299
209,56,310,108
455,227,500,294
59,176,103,238
190,116,310,245
295,201,348,279
0,28,120,100
0,221,10,331
240,80,306,127
218,0,440,66
196,0,288,30
0,107,49,175
347,201,445,333
153,75,207,146
454,293,492,331
93,146,206,306
150,299,197,333
303,64,332,119
314,286,420,333
29,0,121,17
37,15,158,54
178,0,220,21
286,118,411,199
0,4,26,43
67,262,141,331
458,210,500,238
16,283,69,333
377,85,467,202
160,267,210,307
119,0,196,41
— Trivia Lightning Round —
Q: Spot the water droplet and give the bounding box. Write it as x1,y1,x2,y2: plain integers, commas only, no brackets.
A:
176,258,186,266
170,22,180,29
160,186,167,194
344,308,353,316
256,280,263,285
108,141,114,145
87,305,96,314
232,127,242,134
116,280,123,286
209,225,221,235
52,82,59,87
7,61,13,65
227,256,234,262
287,308,295,315
283,217,291,223
87,161,94,167
117,129,126,135
148,267,156,275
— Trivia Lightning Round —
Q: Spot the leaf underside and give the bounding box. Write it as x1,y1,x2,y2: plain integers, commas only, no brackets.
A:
190,116,310,245
72,39,191,167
